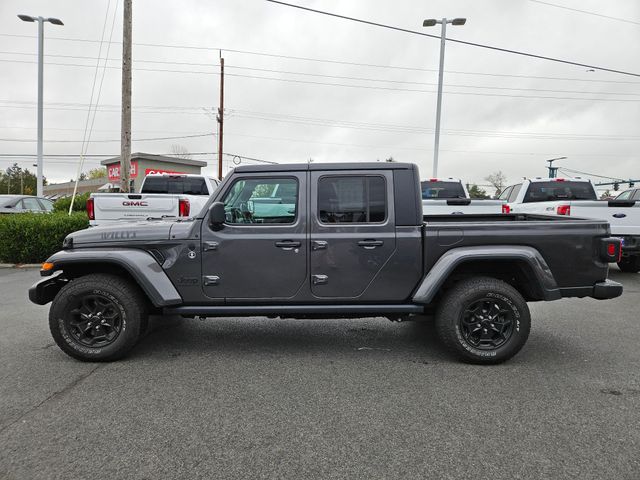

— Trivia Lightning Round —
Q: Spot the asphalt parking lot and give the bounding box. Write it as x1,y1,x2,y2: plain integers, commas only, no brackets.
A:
0,267,638,480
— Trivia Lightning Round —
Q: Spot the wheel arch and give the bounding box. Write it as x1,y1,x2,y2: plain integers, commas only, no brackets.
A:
38,249,182,307
413,246,561,304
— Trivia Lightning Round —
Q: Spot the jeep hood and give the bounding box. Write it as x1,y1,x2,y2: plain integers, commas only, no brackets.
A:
65,220,194,246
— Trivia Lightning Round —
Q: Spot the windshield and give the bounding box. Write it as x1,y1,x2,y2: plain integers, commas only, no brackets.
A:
421,181,466,199
0,196,21,208
523,181,597,202
141,177,209,195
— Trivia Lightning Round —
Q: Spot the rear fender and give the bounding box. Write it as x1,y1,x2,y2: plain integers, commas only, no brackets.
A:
412,245,561,304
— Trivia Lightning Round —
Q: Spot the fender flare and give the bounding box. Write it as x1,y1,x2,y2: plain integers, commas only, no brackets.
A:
412,245,561,304
40,248,182,307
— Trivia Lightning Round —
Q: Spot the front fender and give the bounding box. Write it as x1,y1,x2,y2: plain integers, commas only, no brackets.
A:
412,245,561,304
36,248,182,307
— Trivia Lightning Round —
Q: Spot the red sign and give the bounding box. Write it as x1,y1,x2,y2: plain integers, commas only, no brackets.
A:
144,168,185,176
108,161,138,181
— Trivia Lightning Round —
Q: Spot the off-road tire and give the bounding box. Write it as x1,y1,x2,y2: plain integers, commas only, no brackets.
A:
49,273,148,362
617,255,640,273
435,277,531,364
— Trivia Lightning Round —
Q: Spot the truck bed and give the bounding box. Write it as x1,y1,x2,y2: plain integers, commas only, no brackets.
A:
423,213,611,290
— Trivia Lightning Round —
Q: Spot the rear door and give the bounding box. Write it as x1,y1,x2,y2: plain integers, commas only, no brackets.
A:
309,170,396,299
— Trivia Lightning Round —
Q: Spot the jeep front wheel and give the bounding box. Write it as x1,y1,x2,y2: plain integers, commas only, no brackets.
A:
435,277,531,364
49,273,147,362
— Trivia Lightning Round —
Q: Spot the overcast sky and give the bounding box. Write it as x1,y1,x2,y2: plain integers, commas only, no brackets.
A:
1,0,639,191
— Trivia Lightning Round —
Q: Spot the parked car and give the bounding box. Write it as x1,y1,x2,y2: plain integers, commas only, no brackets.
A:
88,173,219,226
0,195,54,214
30,162,622,365
421,178,505,214
502,177,640,272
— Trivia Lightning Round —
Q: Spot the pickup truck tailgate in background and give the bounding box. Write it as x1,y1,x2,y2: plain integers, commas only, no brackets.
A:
91,193,179,222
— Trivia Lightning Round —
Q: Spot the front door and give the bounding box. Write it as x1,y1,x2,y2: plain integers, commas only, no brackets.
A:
201,173,307,300
309,171,396,299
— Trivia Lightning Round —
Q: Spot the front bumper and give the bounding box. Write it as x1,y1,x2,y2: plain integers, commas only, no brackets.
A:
28,272,68,305
592,279,623,300
620,235,640,255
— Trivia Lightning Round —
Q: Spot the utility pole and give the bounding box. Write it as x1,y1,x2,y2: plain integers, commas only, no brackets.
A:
217,52,225,180
546,156,566,178
120,0,132,192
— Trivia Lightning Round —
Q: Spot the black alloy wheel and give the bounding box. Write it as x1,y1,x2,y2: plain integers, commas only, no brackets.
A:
66,294,123,348
459,297,515,350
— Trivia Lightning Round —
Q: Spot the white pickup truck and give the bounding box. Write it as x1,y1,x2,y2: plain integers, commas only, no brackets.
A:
421,178,505,214
503,177,640,272
88,173,219,226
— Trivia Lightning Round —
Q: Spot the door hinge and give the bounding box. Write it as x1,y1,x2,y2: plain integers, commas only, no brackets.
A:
203,241,219,251
312,274,328,285
203,275,220,286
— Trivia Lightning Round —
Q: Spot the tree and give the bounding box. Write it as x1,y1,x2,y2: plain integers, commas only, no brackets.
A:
467,184,489,199
0,163,39,195
600,190,613,200
169,144,192,160
86,168,107,179
484,171,507,197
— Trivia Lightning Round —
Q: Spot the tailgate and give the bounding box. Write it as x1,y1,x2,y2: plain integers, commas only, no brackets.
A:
569,201,640,235
422,199,504,215
92,193,179,222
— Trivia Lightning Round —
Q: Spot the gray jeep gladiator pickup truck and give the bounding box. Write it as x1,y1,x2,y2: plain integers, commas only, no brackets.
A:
29,162,623,364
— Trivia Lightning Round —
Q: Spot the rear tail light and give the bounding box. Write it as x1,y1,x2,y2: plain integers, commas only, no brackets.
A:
554,178,566,182
600,238,622,263
556,205,571,216
501,204,511,214
86,197,95,220
178,198,190,217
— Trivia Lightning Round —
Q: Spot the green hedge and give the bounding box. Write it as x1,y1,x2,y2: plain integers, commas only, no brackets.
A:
0,212,89,264
53,192,90,213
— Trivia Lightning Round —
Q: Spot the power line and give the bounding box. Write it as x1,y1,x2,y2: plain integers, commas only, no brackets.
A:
0,133,213,143
527,0,640,26
263,0,640,78
2,36,640,85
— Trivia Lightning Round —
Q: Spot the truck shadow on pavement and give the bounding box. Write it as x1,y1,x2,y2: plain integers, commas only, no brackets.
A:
130,316,455,363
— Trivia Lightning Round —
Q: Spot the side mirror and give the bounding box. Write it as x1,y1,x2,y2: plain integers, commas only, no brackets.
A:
208,202,226,229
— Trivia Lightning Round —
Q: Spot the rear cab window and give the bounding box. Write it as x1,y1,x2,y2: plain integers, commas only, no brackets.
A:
421,181,465,199
318,176,386,223
523,181,597,203
141,176,209,195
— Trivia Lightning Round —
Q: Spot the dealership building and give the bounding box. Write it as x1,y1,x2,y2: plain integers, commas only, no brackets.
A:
100,152,208,192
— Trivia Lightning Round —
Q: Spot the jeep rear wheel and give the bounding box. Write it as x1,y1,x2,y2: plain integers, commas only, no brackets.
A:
49,274,147,362
435,277,531,364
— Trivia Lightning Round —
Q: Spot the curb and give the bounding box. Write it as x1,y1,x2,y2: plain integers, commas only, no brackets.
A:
0,263,41,269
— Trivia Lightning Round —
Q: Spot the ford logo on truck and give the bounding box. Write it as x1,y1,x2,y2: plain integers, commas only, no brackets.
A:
122,201,149,207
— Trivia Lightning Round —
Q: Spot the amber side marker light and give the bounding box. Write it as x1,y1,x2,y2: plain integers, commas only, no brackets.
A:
41,262,54,276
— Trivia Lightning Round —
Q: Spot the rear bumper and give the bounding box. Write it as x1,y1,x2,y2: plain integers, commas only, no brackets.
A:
559,279,623,300
592,279,623,300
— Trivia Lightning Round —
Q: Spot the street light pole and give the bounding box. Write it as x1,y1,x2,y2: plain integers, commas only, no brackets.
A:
423,17,466,178
18,14,63,197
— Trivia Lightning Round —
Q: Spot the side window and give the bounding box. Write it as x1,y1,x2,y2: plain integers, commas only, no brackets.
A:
221,177,298,224
498,186,513,201
21,197,42,211
508,184,522,203
318,176,386,224
39,199,54,211
616,190,632,200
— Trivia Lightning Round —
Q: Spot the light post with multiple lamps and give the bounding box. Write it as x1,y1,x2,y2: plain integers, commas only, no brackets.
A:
423,17,466,178
17,14,64,197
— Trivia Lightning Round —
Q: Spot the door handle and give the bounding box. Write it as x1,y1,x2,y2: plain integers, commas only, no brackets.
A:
357,239,384,249
311,240,328,251
275,240,301,250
